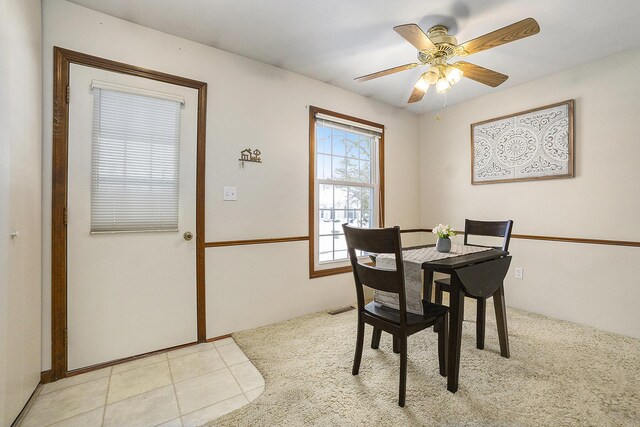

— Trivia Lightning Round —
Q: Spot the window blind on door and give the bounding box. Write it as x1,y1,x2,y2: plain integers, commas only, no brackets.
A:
91,86,182,233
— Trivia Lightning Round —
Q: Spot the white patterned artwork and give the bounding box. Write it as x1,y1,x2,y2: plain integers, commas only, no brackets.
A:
471,100,574,184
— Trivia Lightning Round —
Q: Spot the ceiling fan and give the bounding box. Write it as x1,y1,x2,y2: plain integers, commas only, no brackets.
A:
355,18,540,103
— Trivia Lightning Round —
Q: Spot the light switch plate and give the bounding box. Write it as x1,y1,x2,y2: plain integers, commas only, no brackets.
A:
515,267,524,280
223,186,237,201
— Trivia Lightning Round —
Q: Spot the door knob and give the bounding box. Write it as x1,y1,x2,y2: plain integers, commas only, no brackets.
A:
183,231,193,241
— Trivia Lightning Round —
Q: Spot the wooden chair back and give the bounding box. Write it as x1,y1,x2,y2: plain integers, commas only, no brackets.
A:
343,225,407,321
464,219,514,251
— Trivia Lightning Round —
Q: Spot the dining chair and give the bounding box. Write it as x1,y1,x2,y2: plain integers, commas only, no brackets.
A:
343,224,449,407
433,219,513,350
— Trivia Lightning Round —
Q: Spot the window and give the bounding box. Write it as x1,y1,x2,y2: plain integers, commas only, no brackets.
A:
90,81,183,233
309,106,384,278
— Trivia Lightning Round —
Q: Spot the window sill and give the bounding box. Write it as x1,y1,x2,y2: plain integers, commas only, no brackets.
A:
310,257,374,279
309,265,352,279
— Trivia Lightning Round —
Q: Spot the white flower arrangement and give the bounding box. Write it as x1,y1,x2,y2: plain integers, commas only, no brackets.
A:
432,223,457,239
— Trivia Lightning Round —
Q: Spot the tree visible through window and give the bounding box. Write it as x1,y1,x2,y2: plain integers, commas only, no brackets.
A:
309,107,384,277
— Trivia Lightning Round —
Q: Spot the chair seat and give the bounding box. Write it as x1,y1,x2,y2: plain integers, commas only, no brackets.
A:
364,300,448,326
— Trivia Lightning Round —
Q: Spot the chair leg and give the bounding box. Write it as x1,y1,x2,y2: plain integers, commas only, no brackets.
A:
371,327,382,349
398,335,408,407
423,271,433,303
352,317,365,375
393,335,400,354
493,284,510,358
435,283,443,305
434,283,444,333
476,298,486,350
438,313,448,377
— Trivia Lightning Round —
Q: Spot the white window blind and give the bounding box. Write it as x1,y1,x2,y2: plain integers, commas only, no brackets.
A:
91,85,182,233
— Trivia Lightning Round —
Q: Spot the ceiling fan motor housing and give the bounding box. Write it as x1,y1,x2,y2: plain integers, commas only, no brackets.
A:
427,25,458,46
418,25,466,65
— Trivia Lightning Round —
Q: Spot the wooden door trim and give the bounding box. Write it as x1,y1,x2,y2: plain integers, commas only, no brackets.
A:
51,47,207,381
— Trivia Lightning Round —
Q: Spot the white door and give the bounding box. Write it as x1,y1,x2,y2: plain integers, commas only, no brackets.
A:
67,64,198,370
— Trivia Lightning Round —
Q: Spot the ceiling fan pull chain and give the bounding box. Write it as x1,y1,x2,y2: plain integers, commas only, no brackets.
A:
435,92,448,121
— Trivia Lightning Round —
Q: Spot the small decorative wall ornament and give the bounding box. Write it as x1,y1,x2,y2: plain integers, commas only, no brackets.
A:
471,99,574,184
239,148,262,166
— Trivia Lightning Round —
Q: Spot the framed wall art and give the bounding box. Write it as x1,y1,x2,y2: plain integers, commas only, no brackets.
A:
471,99,574,184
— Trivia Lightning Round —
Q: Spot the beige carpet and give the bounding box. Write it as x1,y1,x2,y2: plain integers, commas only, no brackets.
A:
208,301,640,426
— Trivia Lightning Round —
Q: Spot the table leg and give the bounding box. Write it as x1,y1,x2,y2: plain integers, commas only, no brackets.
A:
422,270,434,302
423,270,439,333
447,274,464,393
493,284,510,358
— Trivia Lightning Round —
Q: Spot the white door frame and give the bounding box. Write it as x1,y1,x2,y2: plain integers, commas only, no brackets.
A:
50,47,208,381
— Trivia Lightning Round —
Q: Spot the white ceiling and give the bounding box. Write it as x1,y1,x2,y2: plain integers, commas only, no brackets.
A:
67,0,640,114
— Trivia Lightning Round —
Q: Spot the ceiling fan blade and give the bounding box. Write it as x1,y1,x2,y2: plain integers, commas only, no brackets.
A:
407,86,426,103
458,18,540,55
454,61,508,87
394,24,436,51
354,63,419,82
407,75,428,103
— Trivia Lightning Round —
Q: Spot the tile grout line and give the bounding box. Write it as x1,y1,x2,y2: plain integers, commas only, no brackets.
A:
102,367,113,426
100,358,178,406
243,384,264,393
179,392,248,421
167,342,215,361
176,340,251,425
36,368,112,427
215,340,251,399
166,351,185,426
212,338,235,349
168,342,244,389
219,341,263,391
39,407,102,427
165,344,247,425
39,369,111,396
111,353,167,375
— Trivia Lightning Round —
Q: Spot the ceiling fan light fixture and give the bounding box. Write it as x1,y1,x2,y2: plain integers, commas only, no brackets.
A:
414,73,430,92
425,68,439,85
436,77,451,93
445,66,463,85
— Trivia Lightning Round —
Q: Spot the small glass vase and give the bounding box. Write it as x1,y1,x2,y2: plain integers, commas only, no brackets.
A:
436,237,451,253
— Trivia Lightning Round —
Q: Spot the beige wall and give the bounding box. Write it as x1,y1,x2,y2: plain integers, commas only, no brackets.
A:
41,0,421,369
40,0,639,379
420,47,640,338
0,0,43,424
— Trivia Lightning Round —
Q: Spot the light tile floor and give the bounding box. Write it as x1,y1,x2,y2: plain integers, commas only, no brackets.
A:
19,338,264,427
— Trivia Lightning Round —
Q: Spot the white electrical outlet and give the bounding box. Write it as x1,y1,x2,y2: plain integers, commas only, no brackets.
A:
515,267,524,280
223,186,237,201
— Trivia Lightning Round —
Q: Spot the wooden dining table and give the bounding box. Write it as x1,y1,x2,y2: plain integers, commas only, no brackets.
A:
414,245,511,393
374,244,512,392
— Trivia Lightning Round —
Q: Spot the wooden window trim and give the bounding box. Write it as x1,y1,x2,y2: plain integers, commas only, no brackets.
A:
308,106,385,279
